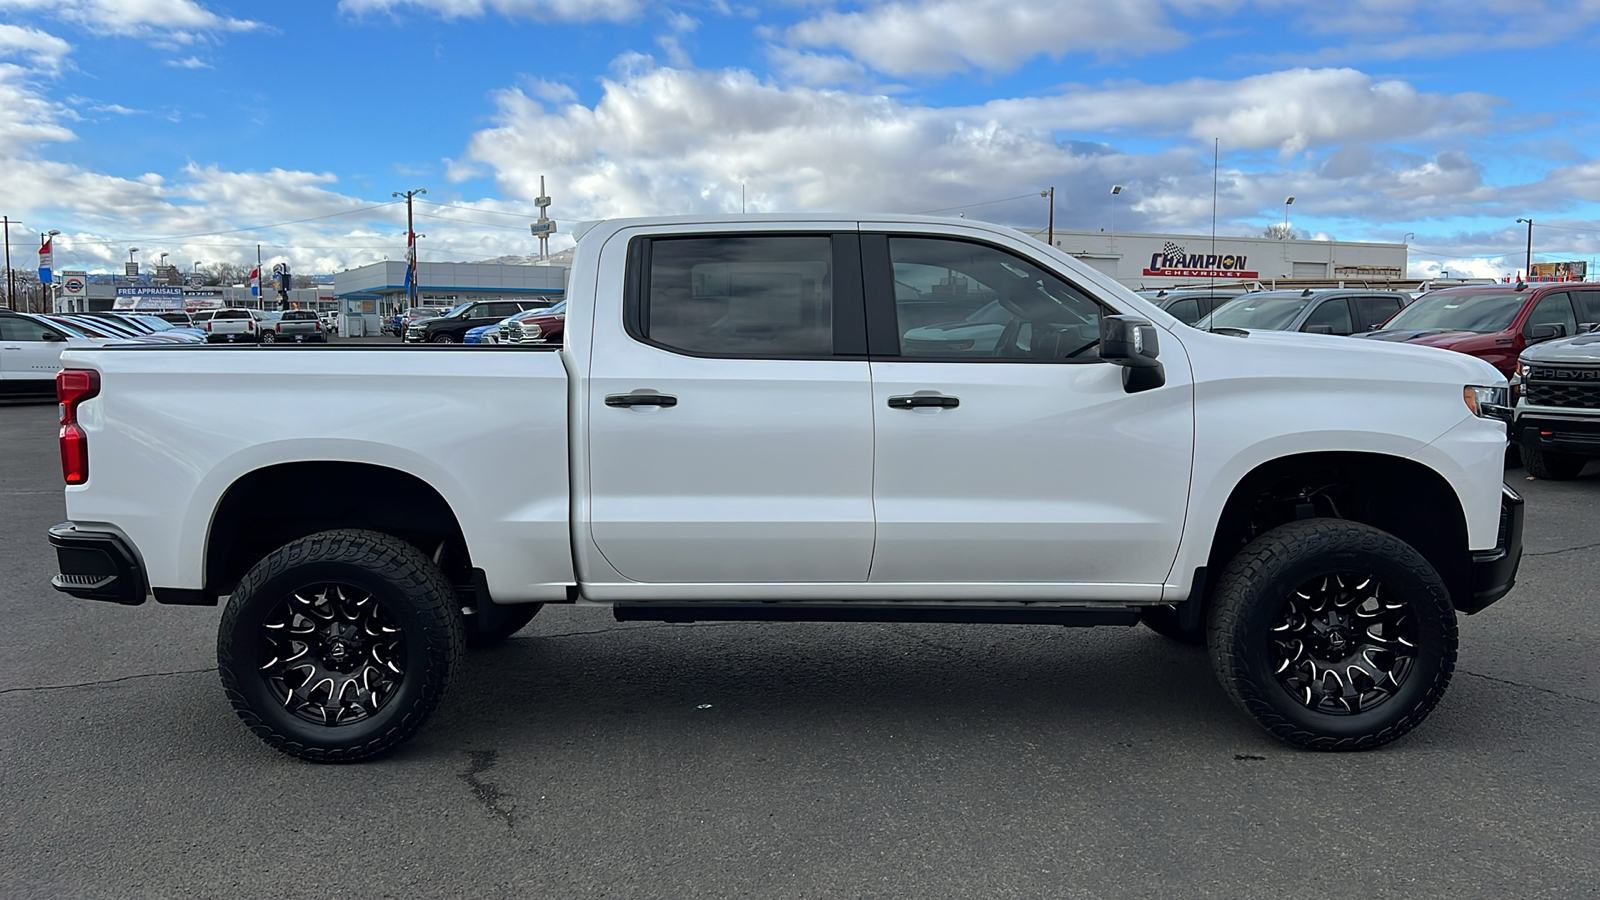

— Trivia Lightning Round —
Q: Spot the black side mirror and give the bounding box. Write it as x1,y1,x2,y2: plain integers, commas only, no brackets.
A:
1527,323,1565,342
42,331,65,342
1100,314,1165,393
1580,322,1599,334
1305,324,1335,335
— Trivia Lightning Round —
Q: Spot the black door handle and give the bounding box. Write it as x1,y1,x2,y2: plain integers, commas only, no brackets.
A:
606,392,678,408
887,394,959,409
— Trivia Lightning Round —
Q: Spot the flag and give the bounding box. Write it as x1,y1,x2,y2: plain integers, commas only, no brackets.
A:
38,237,53,284
403,231,416,290
249,266,260,297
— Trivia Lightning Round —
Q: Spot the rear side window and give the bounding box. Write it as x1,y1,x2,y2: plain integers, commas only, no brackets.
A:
1165,298,1200,324
1353,296,1402,331
634,235,834,357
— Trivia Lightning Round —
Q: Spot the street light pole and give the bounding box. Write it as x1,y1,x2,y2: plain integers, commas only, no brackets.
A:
1039,187,1054,247
3,215,13,310
1109,184,1123,240
1516,218,1533,279
1283,196,1295,233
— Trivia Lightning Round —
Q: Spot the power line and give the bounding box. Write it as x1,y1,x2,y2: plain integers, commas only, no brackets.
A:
416,198,543,220
916,193,1043,215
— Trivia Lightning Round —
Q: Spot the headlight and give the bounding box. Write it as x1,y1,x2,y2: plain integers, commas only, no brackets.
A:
1463,384,1512,420
525,323,542,339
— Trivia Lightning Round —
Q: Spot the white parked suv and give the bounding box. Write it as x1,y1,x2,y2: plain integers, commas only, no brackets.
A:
48,214,1522,761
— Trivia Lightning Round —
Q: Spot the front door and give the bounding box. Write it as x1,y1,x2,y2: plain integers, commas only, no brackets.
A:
0,316,67,383
862,230,1194,597
586,228,876,584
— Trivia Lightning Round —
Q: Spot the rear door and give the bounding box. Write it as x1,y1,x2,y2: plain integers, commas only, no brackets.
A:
861,229,1194,596
585,227,877,584
1353,295,1404,332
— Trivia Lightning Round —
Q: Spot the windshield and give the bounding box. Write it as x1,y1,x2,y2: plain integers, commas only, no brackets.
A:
1382,291,1526,333
443,302,473,318
41,318,89,339
132,315,174,330
1200,295,1312,331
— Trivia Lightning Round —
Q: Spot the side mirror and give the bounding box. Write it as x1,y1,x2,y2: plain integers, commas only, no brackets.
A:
1581,322,1599,334
1305,324,1335,335
42,331,65,342
1527,323,1565,342
1100,314,1165,394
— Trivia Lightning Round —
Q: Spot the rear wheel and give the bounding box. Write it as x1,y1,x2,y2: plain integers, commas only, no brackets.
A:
1521,443,1587,480
1208,519,1457,751
259,331,276,344
217,529,463,762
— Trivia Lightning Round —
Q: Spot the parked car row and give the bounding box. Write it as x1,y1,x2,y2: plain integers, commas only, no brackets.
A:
462,301,568,346
402,298,558,343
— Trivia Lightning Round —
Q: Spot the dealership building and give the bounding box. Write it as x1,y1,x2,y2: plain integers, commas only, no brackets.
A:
1024,229,1409,290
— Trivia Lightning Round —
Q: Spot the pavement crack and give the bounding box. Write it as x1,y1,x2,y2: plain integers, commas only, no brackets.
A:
538,622,745,640
0,667,211,697
1525,541,1600,558
1461,670,1600,707
458,750,516,827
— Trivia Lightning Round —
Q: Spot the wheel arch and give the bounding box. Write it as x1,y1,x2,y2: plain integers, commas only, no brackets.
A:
204,461,473,598
1200,451,1472,614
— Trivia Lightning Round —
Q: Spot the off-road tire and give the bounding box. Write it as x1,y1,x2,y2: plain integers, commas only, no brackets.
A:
464,603,541,649
218,529,464,763
1208,519,1457,751
1139,604,1206,645
1521,443,1587,480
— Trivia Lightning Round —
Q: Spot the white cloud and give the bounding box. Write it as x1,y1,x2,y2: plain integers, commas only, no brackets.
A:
766,45,872,87
0,23,71,69
167,55,212,68
785,0,1226,76
0,0,261,41
337,0,647,22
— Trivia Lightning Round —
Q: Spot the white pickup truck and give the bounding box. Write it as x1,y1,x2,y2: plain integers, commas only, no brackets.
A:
49,214,1523,761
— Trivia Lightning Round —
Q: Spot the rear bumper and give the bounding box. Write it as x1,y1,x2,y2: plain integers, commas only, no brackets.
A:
48,522,147,605
1462,485,1524,615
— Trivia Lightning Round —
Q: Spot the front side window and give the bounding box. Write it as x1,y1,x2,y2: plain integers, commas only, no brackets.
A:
1353,296,1402,331
1526,293,1577,339
1165,298,1200,324
888,237,1103,360
1303,298,1354,335
0,317,60,341
638,235,834,357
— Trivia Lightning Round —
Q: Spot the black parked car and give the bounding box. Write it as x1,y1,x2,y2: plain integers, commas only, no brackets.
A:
404,299,554,343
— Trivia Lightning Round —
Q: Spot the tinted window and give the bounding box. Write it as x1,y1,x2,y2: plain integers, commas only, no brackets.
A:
214,309,250,320
1526,292,1577,339
1353,296,1402,331
1164,298,1200,324
889,237,1103,360
1303,298,1354,334
282,311,318,320
640,235,834,357
1576,290,1600,326
1204,294,1312,331
0,317,61,341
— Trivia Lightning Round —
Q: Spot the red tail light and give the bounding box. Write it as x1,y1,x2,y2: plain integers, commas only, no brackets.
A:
205,320,212,332
247,319,255,331
275,322,282,332
57,369,100,485
315,322,322,331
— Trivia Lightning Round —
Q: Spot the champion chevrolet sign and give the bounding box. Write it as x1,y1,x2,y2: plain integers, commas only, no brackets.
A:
1142,241,1259,279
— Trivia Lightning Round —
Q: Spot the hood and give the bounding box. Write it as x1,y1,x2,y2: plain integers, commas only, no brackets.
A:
408,316,447,328
1202,327,1505,384
1354,329,1483,347
1521,332,1600,365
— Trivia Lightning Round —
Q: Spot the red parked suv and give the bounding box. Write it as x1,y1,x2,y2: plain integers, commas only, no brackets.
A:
1357,283,1600,377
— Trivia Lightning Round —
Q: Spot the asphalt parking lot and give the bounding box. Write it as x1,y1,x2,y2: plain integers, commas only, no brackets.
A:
1,397,1596,899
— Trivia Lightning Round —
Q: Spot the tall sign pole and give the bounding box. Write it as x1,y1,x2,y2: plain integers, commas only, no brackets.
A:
532,176,554,261
3,216,12,310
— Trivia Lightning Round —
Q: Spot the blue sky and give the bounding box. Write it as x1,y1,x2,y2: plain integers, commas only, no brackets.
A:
3,0,1600,278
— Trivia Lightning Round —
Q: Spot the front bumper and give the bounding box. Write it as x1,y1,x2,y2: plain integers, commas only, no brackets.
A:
1513,413,1600,457
1462,485,1524,615
48,522,147,605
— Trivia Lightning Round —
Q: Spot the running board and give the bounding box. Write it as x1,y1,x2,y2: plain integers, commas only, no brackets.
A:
612,604,1141,626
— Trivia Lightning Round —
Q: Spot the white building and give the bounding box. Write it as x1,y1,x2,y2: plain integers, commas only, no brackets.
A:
1023,229,1409,290
334,260,568,315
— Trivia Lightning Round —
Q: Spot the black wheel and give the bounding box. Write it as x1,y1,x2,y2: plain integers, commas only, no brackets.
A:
1521,443,1586,480
464,603,541,649
1139,604,1205,644
431,332,456,344
218,529,464,762
260,331,276,344
1208,519,1457,751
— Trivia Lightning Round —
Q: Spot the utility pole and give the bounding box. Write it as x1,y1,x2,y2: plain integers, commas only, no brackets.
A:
392,188,426,311
1040,187,1055,247
3,215,12,310
1516,218,1533,279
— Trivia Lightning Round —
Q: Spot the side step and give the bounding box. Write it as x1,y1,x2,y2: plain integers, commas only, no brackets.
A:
612,603,1140,627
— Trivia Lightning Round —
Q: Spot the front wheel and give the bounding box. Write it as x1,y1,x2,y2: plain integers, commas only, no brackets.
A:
217,529,464,762
1521,443,1587,480
1208,519,1457,751
431,332,456,344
